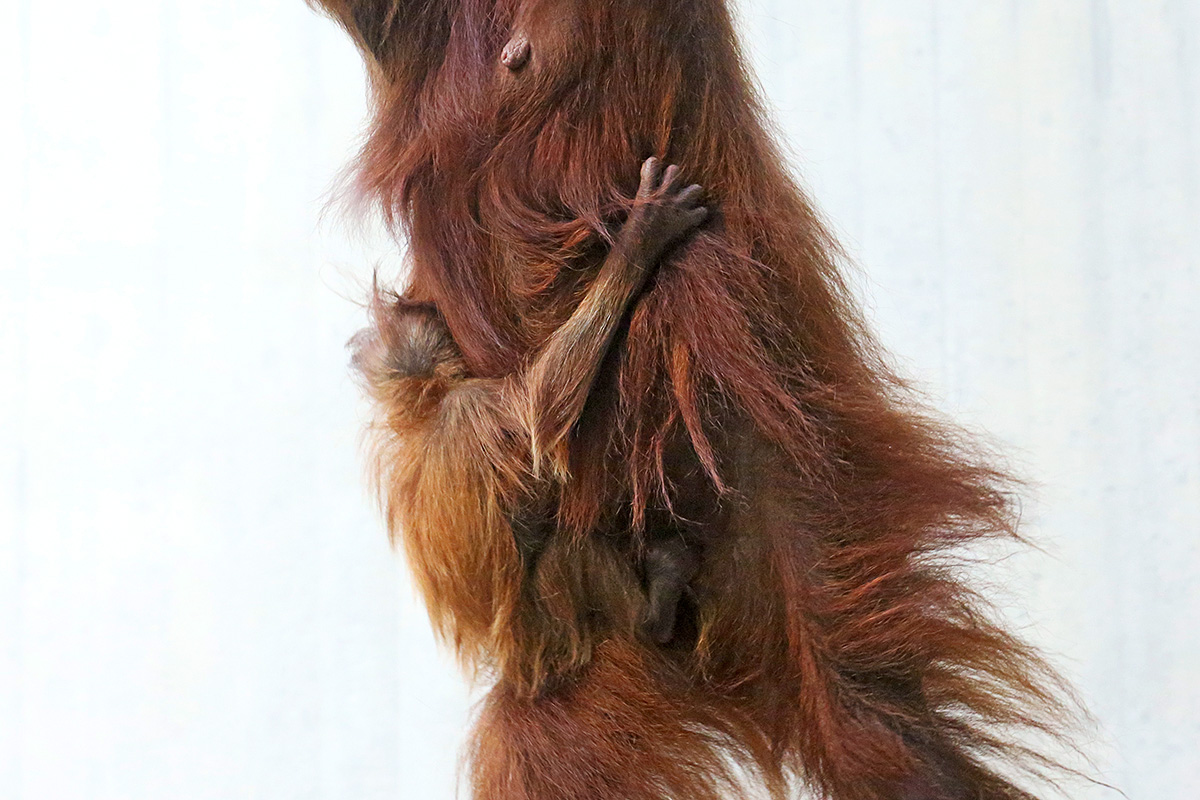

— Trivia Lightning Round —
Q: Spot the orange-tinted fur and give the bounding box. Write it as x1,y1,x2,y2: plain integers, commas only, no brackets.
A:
313,1,1084,798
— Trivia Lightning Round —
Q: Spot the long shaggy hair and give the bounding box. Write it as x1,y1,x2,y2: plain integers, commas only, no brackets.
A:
315,1,1088,797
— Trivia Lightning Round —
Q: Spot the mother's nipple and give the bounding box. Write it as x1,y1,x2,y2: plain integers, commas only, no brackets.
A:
501,35,532,72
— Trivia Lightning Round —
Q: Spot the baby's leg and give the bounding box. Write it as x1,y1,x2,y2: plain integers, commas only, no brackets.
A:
640,535,702,645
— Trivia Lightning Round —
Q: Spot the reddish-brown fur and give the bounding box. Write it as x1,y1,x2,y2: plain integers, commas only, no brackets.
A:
311,1,1084,797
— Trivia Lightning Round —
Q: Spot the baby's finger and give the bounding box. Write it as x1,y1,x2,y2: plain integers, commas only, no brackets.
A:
639,157,663,197
677,184,705,207
661,164,686,193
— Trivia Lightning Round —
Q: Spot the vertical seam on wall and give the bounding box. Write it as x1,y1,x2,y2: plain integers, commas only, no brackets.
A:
931,0,953,402
12,0,33,794
849,0,864,242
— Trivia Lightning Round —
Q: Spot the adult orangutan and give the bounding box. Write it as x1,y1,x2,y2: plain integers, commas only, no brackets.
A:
311,1,1083,798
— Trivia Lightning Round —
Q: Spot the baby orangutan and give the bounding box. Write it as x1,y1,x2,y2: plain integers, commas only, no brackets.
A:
354,158,708,650
313,0,1086,798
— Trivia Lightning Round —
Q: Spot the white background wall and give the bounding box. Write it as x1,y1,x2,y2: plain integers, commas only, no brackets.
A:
1,1,1195,798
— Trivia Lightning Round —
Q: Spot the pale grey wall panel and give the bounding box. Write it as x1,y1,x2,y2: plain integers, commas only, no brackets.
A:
2,1,412,798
